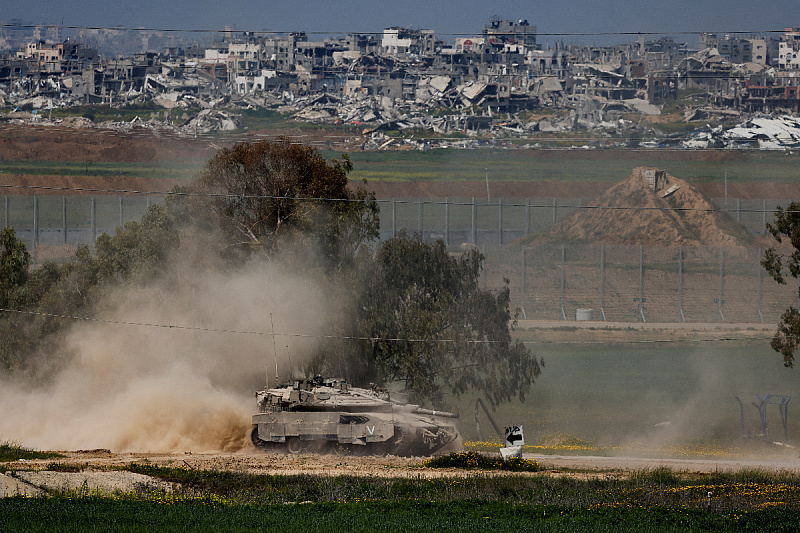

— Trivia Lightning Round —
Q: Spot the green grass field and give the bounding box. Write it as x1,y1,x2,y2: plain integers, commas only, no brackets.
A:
0,159,204,181
2,497,798,532
3,146,800,185
335,149,800,184
3,461,800,531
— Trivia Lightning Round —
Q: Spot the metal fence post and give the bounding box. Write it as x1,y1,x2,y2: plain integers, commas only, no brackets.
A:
417,198,423,236
679,246,685,322
445,197,449,246
498,198,503,245
552,197,557,225
525,198,530,235
520,245,526,319
4,196,7,228
32,195,38,268
718,246,725,322
560,244,566,320
763,199,767,232
471,197,477,245
119,196,124,227
391,197,396,237
62,195,67,244
638,245,645,322
480,244,486,289
33,195,38,246
599,244,606,321
757,247,764,323
91,196,96,243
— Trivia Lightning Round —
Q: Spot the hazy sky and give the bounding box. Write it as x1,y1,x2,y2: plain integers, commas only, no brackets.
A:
5,0,798,46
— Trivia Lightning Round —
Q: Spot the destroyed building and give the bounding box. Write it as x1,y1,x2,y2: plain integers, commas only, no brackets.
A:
4,19,800,142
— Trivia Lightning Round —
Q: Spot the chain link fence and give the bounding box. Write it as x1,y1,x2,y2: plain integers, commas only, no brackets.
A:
487,243,796,324
3,194,161,265
4,194,798,323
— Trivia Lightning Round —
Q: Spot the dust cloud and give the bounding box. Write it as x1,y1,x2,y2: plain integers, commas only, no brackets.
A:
611,347,729,452
601,344,767,454
0,260,339,453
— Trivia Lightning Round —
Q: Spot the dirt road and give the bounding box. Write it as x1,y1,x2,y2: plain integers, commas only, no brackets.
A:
11,446,800,479
3,441,798,496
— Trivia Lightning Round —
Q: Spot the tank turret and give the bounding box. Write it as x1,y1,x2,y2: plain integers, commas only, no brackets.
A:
251,376,459,456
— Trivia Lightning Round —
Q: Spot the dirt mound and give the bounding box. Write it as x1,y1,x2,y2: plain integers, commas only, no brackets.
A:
527,167,754,247
0,124,217,163
2,174,188,196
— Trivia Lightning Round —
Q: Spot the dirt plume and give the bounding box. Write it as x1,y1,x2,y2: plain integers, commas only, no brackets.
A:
0,260,339,453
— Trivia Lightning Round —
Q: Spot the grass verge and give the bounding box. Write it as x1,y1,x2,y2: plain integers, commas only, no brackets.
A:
3,460,800,531
0,442,62,463
0,497,797,532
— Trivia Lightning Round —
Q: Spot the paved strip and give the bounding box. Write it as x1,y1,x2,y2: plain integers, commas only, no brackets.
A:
518,320,777,330
526,453,800,474
0,473,41,497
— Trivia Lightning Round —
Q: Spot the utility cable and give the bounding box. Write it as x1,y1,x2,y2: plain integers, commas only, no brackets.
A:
0,183,796,215
0,22,791,37
0,307,778,345
0,307,523,344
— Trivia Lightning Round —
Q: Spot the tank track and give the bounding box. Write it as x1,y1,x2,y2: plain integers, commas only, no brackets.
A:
250,425,408,456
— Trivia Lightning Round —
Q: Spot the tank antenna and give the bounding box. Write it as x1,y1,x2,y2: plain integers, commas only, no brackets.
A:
269,313,279,387
285,344,293,381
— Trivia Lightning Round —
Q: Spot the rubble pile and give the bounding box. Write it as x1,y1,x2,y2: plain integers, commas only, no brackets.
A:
0,104,244,137
4,19,800,152
681,115,800,150
4,57,800,152
270,84,662,143
0,82,663,148
180,109,243,134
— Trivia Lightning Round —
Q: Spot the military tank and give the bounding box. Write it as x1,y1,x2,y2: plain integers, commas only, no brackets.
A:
251,376,460,456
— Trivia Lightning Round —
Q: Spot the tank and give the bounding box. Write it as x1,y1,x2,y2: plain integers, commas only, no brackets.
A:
251,376,460,456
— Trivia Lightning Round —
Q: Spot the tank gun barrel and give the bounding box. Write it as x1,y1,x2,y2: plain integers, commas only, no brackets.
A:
413,407,459,418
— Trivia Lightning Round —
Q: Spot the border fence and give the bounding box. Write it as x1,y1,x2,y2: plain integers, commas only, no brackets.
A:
375,196,780,244
492,243,796,324
3,194,160,264
4,194,798,323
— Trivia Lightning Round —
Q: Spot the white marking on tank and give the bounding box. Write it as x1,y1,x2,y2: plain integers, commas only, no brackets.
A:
367,425,375,435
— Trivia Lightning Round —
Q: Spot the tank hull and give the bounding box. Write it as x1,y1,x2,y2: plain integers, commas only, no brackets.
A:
250,378,459,456
251,411,458,456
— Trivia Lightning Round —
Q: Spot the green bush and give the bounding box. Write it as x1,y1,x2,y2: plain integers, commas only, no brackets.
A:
422,452,542,472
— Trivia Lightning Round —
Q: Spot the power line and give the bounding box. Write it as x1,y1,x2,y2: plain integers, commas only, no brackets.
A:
0,22,791,38
0,183,795,215
0,307,514,345
0,307,777,345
